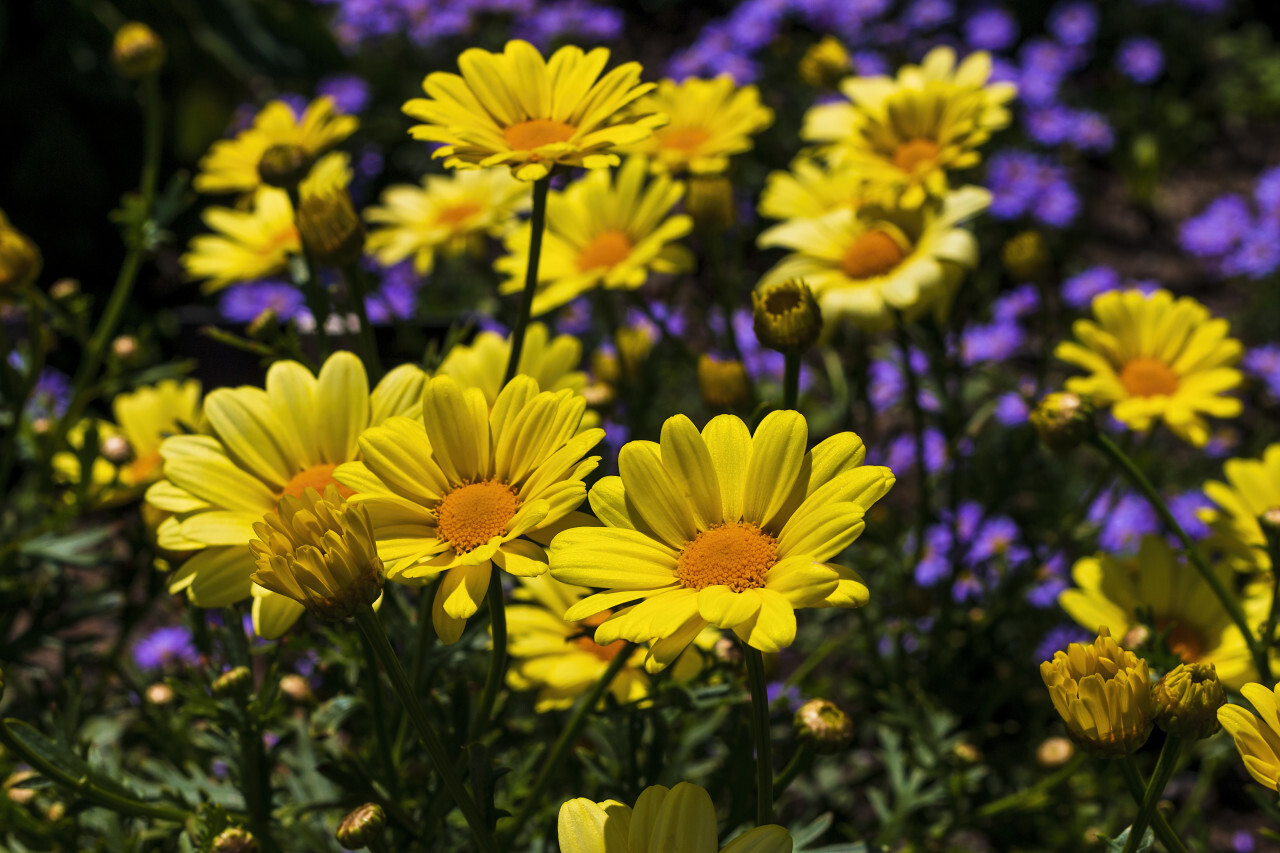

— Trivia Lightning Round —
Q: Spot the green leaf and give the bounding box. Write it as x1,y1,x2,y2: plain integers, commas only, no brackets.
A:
1104,826,1155,853
19,526,114,566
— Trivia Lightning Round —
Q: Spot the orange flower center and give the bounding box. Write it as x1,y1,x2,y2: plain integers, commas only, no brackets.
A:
435,201,483,228
677,522,778,592
279,463,355,500
502,119,576,151
264,224,299,256
1160,620,1206,663
576,230,633,272
658,126,713,153
1120,357,1179,397
892,138,941,173
125,449,163,484
573,635,630,662
435,480,519,553
841,229,906,279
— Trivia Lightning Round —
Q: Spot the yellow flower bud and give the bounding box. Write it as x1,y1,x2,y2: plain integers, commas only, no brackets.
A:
1153,662,1224,740
799,36,852,89
213,665,253,698
211,828,259,853
336,802,386,850
279,673,314,705
1040,626,1154,757
1029,391,1094,452
794,698,854,754
0,211,42,294
298,187,365,268
1036,736,1075,767
111,22,166,79
257,144,314,191
697,354,751,409
145,683,175,705
685,175,735,231
752,277,823,352
248,485,384,622
1001,230,1048,281
111,335,140,363
615,325,654,378
49,278,79,300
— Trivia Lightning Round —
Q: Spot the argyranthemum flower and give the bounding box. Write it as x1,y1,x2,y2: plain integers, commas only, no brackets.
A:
549,411,894,670
558,782,792,853
438,322,586,407
1059,535,1263,689
626,76,773,176
333,375,604,643
1201,444,1280,573
758,157,869,223
364,169,529,275
495,157,693,316
1055,289,1243,446
195,96,358,195
757,186,989,331
802,47,1015,207
145,352,425,638
1040,626,1153,757
403,40,665,181
1219,681,1280,792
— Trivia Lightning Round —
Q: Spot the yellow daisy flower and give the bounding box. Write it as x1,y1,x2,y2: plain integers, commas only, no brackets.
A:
558,782,792,853
1201,444,1280,573
758,157,868,223
1055,289,1243,447
364,169,529,275
626,76,774,176
1059,535,1263,689
194,96,358,195
549,411,894,671
1218,681,1280,792
438,322,587,407
757,186,989,331
495,157,694,316
403,40,665,181
333,375,605,643
802,47,1015,208
145,352,426,638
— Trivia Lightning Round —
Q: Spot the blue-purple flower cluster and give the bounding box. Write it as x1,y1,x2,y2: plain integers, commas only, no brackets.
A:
912,501,1033,604
1179,165,1280,280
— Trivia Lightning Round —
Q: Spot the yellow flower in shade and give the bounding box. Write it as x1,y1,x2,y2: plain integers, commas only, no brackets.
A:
1201,444,1280,573
802,47,1016,208
55,379,202,504
437,321,588,406
495,157,693,316
1058,535,1263,689
549,411,894,670
364,169,529,275
758,158,869,224
1218,681,1280,791
1040,626,1153,757
626,76,774,176
145,352,425,638
1055,289,1243,447
798,36,852,89
757,186,988,331
194,96,358,195
403,40,665,181
558,782,792,853
333,375,605,643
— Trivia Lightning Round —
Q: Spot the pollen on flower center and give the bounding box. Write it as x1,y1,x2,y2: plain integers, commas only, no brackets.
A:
435,480,519,553
842,229,906,280
892,138,941,173
280,463,355,500
435,201,483,227
677,522,778,592
577,230,633,271
1160,620,1206,663
1120,357,1179,397
502,119,576,151
658,126,712,152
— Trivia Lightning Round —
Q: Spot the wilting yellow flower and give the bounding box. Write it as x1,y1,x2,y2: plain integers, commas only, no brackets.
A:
1055,289,1243,447
403,40,665,181
1201,444,1280,573
249,485,383,620
334,375,604,643
802,47,1016,208
757,186,988,330
558,782,792,853
549,411,893,670
627,76,773,176
365,169,529,275
195,97,358,195
1040,627,1153,757
758,158,868,224
1059,535,1262,689
1219,681,1280,791
55,379,202,503
437,323,587,408
496,157,693,316
145,352,425,638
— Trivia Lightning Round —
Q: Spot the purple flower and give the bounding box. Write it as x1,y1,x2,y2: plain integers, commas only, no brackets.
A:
851,50,890,77
1168,491,1213,541
1245,344,1280,398
993,391,1029,426
986,150,1078,226
993,284,1040,321
1088,491,1159,553
219,280,308,323
516,0,624,48
1116,37,1164,84
767,681,802,710
914,524,955,587
1231,831,1255,853
964,7,1018,51
1179,194,1253,259
868,348,935,410
1175,0,1229,12
555,300,593,337
1068,110,1114,153
970,515,1029,566
1047,2,1098,47
961,322,1024,365
1026,554,1068,608
903,0,954,31
133,626,199,672
1035,178,1081,227
1026,107,1074,146
24,368,73,422
1254,166,1280,218
885,428,948,476
317,74,371,114
1222,221,1280,279
1035,624,1092,662
1061,266,1121,309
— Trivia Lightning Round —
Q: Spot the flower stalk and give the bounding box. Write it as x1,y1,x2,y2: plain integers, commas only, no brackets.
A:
744,645,774,826
1121,736,1185,853
1118,758,1190,853
503,175,550,383
469,571,509,743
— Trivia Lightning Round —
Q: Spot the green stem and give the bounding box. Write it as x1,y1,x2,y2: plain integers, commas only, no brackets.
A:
1091,433,1270,682
504,176,550,384
1262,526,1280,656
772,742,813,798
286,186,330,359
221,610,275,850
353,606,498,853
744,645,774,826
1120,747,1190,853
469,571,508,743
343,263,382,382
976,753,1085,818
501,642,636,846
782,351,800,411
360,632,400,800
893,320,929,568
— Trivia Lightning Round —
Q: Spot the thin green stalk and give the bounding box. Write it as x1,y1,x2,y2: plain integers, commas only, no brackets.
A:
469,571,509,743
343,262,382,382
782,351,801,411
504,176,550,383
1091,433,1270,682
396,583,437,760
353,606,498,853
221,610,275,850
1121,742,1189,853
976,753,1085,818
360,632,400,800
501,642,636,846
772,742,813,798
1262,526,1280,655
892,320,929,567
285,186,330,359
744,646,774,826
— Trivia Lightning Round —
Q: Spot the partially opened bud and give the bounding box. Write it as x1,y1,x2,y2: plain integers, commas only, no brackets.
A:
213,666,253,698
336,802,386,850
1153,662,1225,740
697,354,751,409
258,144,313,191
1029,392,1094,452
794,698,853,754
752,278,822,353
0,212,41,294
798,36,851,89
1040,626,1153,757
211,828,259,853
111,22,166,79
298,187,365,268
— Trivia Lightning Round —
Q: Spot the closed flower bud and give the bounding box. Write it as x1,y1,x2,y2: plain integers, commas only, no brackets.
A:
249,485,383,622
211,827,259,853
1040,626,1153,758
697,354,751,409
279,673,314,704
247,308,282,341
1261,506,1280,534
101,434,134,464
145,683,174,705
213,666,253,698
0,212,42,293
591,349,620,385
799,36,852,89
111,22,166,79
298,188,365,268
794,698,854,754
111,335,140,363
1029,392,1094,452
257,144,313,191
1153,662,1225,740
1036,736,1075,767
1001,230,1048,282
336,802,386,850
49,278,79,300
615,325,654,378
685,175,735,230
752,278,823,353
